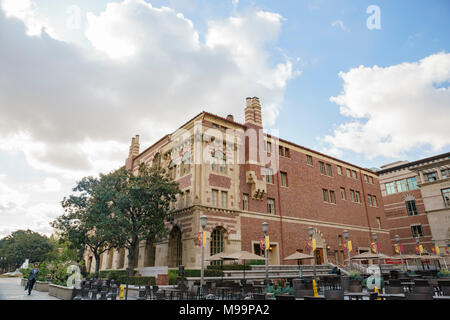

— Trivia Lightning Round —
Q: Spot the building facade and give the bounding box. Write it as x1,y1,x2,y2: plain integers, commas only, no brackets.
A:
85,97,391,273
378,153,450,255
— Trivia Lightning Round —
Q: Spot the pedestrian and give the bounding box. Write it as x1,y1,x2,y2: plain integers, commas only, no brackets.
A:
26,264,39,295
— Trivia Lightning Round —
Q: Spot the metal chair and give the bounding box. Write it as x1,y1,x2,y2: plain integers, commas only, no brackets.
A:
324,289,344,300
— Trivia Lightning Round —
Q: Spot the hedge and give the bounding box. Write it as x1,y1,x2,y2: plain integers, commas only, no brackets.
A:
98,270,137,280
207,264,251,271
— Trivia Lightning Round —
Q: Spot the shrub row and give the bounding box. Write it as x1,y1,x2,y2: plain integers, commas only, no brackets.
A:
98,269,137,280
207,264,251,271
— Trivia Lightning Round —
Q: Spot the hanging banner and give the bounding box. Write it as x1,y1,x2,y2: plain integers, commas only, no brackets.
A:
306,241,311,252
435,246,440,255
203,231,206,248
348,241,352,252
415,246,419,254
259,237,265,251
432,247,435,254
394,244,399,254
377,242,381,253
265,236,270,251
371,242,377,253
312,238,316,251
196,232,202,247
445,247,449,255
343,243,347,253
419,245,423,254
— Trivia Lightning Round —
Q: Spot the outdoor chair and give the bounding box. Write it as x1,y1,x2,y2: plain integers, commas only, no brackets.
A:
385,286,403,294
275,294,295,300
324,289,344,300
252,293,266,300
405,292,433,300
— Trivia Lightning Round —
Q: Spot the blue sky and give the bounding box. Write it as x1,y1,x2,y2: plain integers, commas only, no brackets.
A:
0,0,449,237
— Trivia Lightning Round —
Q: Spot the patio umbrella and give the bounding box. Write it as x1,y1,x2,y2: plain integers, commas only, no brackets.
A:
220,251,266,281
350,252,392,260
205,252,235,281
283,252,314,279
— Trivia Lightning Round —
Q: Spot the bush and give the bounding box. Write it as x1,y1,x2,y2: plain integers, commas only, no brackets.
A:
124,276,156,286
207,264,251,271
98,269,137,280
438,269,450,278
246,260,265,266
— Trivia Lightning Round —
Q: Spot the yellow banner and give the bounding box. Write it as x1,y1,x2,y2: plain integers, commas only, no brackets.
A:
202,231,206,248
348,240,352,252
394,244,399,254
119,285,124,300
435,246,440,255
312,238,316,251
419,245,423,254
265,236,270,251
312,279,318,297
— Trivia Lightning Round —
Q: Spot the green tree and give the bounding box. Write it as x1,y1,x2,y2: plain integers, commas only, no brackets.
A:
52,176,118,276
0,230,54,269
102,164,180,275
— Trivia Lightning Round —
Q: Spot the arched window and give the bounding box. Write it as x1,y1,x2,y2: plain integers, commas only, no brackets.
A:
180,152,191,176
168,160,176,180
210,227,225,265
169,226,182,267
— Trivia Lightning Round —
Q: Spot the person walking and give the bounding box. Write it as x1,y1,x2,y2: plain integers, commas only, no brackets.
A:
26,264,39,295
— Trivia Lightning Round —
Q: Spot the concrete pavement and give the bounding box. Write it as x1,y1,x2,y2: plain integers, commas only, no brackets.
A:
0,277,60,300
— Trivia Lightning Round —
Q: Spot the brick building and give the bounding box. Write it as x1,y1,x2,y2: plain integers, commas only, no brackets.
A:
85,97,391,273
378,153,450,255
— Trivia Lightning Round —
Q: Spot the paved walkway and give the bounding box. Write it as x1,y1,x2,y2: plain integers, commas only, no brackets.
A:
0,277,60,300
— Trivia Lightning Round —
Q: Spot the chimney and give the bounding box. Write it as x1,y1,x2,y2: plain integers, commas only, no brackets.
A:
244,97,262,127
129,134,140,158
226,114,234,122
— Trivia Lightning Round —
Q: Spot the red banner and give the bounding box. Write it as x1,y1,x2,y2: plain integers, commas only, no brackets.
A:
259,237,265,251
432,247,436,254
415,246,419,254
306,240,311,252
343,243,347,253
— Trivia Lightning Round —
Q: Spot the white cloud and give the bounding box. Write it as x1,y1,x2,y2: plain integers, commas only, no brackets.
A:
322,52,450,159
331,20,349,32
0,0,298,178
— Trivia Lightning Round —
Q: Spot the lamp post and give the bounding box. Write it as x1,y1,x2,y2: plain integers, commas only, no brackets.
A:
262,222,269,286
373,233,383,278
343,230,351,270
395,234,407,271
308,227,317,283
200,215,208,296
415,236,425,271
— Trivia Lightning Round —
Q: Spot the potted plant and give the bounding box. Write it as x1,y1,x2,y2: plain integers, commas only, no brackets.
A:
437,269,450,278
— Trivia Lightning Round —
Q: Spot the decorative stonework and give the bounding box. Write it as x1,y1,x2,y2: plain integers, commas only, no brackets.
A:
246,171,266,200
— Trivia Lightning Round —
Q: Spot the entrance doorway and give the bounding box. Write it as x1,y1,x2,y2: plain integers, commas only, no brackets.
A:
314,248,324,265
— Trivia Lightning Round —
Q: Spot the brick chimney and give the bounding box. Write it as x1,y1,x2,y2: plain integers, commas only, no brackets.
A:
244,97,262,128
125,135,140,169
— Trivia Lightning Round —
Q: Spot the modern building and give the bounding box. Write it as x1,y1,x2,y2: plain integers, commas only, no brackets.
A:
85,97,391,273
378,153,450,255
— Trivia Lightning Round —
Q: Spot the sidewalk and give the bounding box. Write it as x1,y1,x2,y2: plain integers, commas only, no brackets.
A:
0,277,60,300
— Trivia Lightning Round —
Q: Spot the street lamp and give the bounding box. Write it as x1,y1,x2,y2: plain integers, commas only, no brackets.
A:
200,215,208,295
343,230,351,269
308,227,317,283
262,222,269,285
415,236,425,271
373,233,383,277
395,234,407,271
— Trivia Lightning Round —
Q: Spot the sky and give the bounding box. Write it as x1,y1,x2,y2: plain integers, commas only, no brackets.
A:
0,0,449,238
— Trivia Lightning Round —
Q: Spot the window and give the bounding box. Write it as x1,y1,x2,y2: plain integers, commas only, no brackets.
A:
319,162,325,174
411,225,424,238
340,187,346,200
337,166,342,175
279,146,284,157
352,170,357,179
367,195,372,206
180,152,191,176
407,177,418,190
346,169,352,178
396,179,408,193
212,150,226,174
267,198,275,214
265,168,274,184
212,189,218,206
306,155,313,166
280,172,288,187
243,194,249,211
385,182,396,195
265,141,272,154
372,195,377,207
221,191,228,208
406,200,418,216
350,190,355,202
329,190,336,204
326,164,332,176
364,175,368,183
168,161,177,180
442,188,450,206
323,189,329,202
285,148,290,158
376,217,381,229
210,228,224,260
369,176,374,184
441,169,448,179
355,191,361,203
427,172,436,182
184,190,190,207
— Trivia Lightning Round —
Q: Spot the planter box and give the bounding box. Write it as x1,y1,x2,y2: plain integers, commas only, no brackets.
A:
21,278,27,287
48,284,74,300
35,281,49,292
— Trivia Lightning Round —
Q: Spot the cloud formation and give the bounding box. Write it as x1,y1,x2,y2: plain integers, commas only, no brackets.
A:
0,0,297,177
322,52,450,159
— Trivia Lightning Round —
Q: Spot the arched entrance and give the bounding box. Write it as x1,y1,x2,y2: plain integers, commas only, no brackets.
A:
311,229,326,265
168,226,183,267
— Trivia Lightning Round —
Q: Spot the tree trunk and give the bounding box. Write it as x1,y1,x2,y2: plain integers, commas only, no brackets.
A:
94,252,101,277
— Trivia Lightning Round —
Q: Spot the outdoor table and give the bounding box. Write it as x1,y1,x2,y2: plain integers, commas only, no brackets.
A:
433,296,450,300
378,293,406,300
400,282,415,292
344,292,369,300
